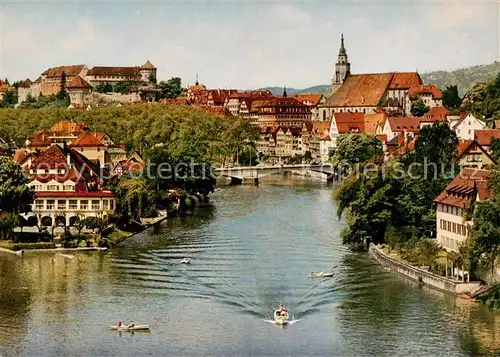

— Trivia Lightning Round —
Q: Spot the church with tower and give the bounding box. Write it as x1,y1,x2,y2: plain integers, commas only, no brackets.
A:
321,34,424,118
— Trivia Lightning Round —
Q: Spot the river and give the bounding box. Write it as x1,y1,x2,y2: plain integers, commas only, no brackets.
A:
1,178,500,356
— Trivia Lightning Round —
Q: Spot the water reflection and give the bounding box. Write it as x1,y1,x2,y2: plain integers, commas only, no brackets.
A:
2,182,500,356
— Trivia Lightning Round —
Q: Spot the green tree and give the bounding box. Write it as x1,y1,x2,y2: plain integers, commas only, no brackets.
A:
56,71,69,101
95,82,113,93
158,77,183,99
442,85,462,109
410,99,429,117
0,212,19,240
0,157,35,214
330,133,383,168
1,90,17,108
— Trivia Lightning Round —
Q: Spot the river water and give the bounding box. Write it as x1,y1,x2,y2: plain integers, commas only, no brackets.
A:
1,179,500,356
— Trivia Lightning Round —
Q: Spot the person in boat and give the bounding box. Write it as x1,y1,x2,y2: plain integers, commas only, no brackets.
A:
279,304,287,314
118,321,123,327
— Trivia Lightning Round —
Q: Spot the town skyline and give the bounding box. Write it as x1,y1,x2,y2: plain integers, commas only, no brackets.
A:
2,1,499,88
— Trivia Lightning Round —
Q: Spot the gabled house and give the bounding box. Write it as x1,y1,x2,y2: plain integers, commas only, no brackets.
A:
407,84,443,109
453,112,486,140
457,140,497,170
70,131,107,167
434,168,491,252
329,112,365,147
381,116,420,142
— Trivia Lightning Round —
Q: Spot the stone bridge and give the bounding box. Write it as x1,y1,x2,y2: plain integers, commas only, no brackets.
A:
214,164,335,184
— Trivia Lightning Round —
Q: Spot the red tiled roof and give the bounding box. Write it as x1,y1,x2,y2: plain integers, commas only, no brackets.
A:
50,120,88,133
423,106,448,122
434,168,491,208
67,75,92,90
387,117,421,133
87,66,140,76
42,65,86,78
12,149,30,165
19,78,32,88
388,72,423,89
31,145,68,169
457,140,474,155
364,113,386,134
474,129,500,146
71,132,105,147
409,84,442,99
36,191,114,197
312,121,331,136
376,134,388,143
202,106,233,117
293,94,323,107
333,112,365,133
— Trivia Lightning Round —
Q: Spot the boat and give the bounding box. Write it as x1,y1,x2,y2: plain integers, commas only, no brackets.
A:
309,271,334,278
110,324,151,332
181,258,191,264
273,309,289,325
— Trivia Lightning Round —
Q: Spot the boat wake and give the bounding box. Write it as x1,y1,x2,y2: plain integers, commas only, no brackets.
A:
264,318,303,325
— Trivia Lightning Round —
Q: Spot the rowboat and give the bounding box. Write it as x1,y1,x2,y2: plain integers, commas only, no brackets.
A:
110,324,151,332
273,310,289,325
181,258,191,264
309,271,334,278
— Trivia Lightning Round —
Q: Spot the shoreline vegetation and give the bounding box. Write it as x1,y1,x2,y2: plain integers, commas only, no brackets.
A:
0,104,258,253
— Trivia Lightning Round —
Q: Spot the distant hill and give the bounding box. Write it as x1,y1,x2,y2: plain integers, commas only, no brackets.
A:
420,62,500,96
256,62,500,98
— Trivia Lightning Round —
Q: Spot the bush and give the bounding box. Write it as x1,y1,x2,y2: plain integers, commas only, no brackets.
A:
101,226,114,237
98,237,110,248
11,242,56,251
15,231,51,243
62,241,77,248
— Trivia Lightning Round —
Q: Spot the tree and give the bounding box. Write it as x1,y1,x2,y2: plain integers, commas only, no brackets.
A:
148,73,157,85
330,133,383,169
158,77,183,99
410,99,429,117
115,178,151,221
0,157,35,214
95,82,113,93
442,85,462,109
468,196,500,274
72,213,86,238
113,81,135,94
0,212,19,240
1,90,17,108
56,71,69,101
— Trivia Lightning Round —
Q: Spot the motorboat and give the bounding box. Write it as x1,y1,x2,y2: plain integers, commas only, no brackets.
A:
181,258,191,264
309,271,334,278
110,324,151,332
273,309,289,325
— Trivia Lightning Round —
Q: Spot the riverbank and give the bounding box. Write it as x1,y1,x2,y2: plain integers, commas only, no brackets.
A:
369,243,484,297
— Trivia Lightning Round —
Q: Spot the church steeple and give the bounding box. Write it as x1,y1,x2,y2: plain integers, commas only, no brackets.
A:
283,85,287,97
332,33,351,94
339,33,346,56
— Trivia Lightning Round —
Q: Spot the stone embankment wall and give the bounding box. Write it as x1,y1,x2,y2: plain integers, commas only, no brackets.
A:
369,243,481,296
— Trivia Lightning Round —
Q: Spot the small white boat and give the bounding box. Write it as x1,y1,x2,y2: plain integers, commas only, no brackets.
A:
110,324,151,332
181,258,191,264
309,271,334,278
273,310,289,325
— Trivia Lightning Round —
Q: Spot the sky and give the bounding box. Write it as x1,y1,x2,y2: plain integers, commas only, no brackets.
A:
1,1,499,89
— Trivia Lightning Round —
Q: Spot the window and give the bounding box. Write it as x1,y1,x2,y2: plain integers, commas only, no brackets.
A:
57,200,66,210
103,200,109,210
35,184,43,191
92,200,100,210
35,200,44,210
447,221,451,231
47,185,59,191
452,223,456,233
80,200,89,210
63,185,74,191
69,200,77,210
47,200,55,210
110,200,114,210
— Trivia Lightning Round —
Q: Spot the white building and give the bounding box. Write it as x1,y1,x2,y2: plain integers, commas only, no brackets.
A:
452,112,486,140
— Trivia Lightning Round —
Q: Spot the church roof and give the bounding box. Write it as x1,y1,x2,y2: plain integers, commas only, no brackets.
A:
323,72,422,108
42,65,86,78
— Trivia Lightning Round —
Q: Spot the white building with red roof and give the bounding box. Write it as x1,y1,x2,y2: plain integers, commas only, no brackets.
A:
26,144,115,227
452,112,486,140
434,168,492,252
